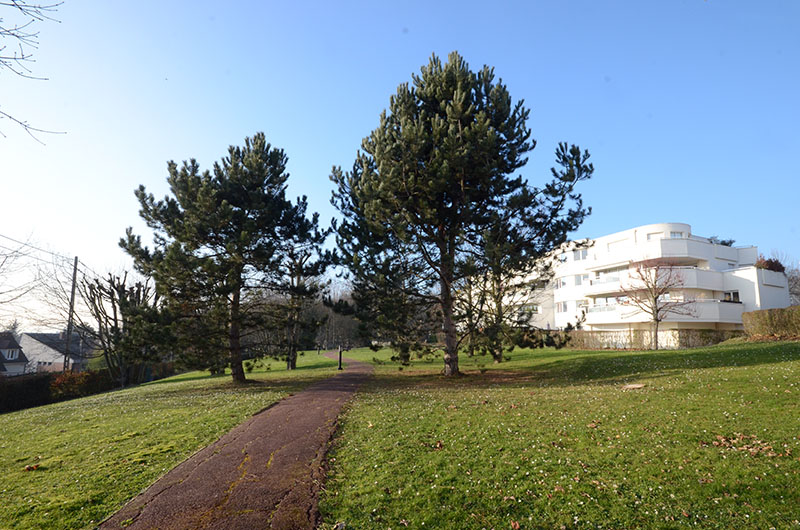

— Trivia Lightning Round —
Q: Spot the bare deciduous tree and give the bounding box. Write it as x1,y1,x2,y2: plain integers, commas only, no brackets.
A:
788,267,800,306
769,251,799,306
80,271,163,387
0,240,38,306
0,1,62,141
617,259,695,350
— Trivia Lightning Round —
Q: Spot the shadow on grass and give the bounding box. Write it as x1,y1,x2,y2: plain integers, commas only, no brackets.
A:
144,358,339,387
142,373,225,386
355,341,800,392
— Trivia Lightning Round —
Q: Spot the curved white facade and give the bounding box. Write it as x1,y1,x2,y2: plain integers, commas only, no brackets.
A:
545,223,790,332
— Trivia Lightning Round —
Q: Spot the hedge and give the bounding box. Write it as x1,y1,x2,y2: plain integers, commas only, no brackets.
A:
742,305,800,337
568,329,744,350
1,361,179,414
0,373,54,413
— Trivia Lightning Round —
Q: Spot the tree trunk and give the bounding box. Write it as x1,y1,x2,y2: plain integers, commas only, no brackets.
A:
652,319,659,350
229,287,246,383
441,272,459,376
286,303,299,370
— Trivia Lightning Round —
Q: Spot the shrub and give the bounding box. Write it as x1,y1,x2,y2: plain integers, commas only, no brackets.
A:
568,329,744,350
742,306,800,337
50,370,115,400
755,254,786,273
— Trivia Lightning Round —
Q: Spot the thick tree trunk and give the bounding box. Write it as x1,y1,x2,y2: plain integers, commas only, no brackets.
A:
229,287,246,383
441,273,459,376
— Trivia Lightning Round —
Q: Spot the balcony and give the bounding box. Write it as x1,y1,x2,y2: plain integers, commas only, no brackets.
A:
583,266,723,296
586,238,711,271
584,299,744,326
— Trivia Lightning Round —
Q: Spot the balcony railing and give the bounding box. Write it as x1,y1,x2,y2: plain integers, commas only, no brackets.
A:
587,305,617,313
584,298,745,324
582,266,724,296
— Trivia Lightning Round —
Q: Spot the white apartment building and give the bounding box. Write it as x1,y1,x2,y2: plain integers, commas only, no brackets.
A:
541,223,790,337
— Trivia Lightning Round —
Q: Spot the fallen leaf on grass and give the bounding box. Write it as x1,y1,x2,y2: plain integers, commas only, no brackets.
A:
700,433,788,457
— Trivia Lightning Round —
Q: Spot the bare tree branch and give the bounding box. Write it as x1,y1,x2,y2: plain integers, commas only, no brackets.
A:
617,259,696,350
0,1,64,141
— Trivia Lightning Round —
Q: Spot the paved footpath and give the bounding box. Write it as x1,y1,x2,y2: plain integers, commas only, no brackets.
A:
101,354,373,530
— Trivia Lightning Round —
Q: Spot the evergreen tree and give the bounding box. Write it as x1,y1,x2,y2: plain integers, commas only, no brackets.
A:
332,52,593,375
331,163,439,363
121,133,295,383
270,196,333,370
474,144,593,362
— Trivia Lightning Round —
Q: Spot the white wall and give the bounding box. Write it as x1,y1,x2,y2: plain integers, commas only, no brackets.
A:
548,222,791,332
19,335,68,372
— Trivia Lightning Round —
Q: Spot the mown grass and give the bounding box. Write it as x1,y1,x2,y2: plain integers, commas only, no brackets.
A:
0,352,337,529
322,341,800,529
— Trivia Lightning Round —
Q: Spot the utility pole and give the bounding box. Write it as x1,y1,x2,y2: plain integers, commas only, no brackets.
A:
63,256,78,372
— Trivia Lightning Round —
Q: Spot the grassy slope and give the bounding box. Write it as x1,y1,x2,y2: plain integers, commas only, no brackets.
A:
322,342,800,529
0,352,337,529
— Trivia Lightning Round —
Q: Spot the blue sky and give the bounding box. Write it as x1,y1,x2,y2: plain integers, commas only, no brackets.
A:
1,0,799,277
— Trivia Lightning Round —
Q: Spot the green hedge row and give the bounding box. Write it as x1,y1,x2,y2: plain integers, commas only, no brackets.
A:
0,370,117,414
0,373,54,413
742,305,800,337
1,362,177,414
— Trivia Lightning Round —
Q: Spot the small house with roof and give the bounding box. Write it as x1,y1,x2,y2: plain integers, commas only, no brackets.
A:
0,332,30,376
19,333,92,373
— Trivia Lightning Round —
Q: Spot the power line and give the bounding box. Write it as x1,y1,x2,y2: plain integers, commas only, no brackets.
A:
0,232,103,277
0,232,73,261
0,242,57,266
78,259,101,278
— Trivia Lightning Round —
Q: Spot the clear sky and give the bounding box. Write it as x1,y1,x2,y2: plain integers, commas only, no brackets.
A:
1,0,799,309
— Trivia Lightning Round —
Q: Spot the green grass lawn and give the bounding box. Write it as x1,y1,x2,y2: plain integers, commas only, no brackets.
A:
322,341,800,529
0,352,338,530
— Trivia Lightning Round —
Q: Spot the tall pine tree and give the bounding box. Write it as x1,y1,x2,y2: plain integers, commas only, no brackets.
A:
270,196,332,370
332,52,593,375
121,133,295,382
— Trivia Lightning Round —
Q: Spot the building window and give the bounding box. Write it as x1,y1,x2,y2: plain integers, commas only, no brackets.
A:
554,277,566,289
723,290,740,302
573,249,588,261
5,349,17,360
556,301,569,313
557,253,567,263
670,231,684,239
574,274,589,286
517,305,539,324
